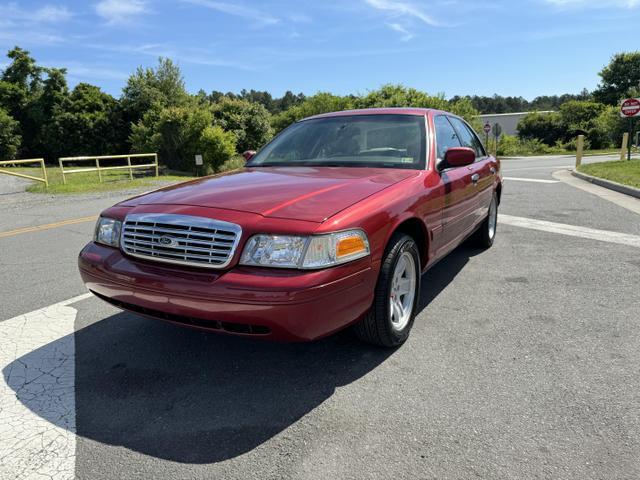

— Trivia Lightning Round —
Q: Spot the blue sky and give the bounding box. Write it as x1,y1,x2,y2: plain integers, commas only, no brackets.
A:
1,0,639,100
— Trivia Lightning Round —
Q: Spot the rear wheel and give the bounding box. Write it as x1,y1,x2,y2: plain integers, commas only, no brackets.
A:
354,233,420,348
476,192,498,248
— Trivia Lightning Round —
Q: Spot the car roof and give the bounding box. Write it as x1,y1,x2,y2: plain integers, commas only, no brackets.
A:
302,107,448,122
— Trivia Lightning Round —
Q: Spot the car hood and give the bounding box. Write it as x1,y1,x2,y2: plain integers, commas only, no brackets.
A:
119,166,418,223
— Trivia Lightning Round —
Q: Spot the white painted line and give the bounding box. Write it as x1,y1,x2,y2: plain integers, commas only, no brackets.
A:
503,177,559,184
0,292,92,479
502,165,573,173
499,214,640,248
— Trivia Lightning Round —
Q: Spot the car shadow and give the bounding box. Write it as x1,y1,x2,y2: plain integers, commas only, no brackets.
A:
2,243,482,464
417,243,485,312
3,311,394,464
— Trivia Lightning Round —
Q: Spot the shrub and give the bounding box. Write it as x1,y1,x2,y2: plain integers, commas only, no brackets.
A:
130,103,214,170
517,111,563,145
198,125,236,173
496,135,554,156
558,137,592,151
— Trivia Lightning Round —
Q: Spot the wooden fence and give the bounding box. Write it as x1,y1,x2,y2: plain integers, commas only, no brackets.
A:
58,153,158,184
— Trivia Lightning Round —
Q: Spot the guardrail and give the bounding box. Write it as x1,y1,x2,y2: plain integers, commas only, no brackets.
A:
0,158,48,187
58,153,158,184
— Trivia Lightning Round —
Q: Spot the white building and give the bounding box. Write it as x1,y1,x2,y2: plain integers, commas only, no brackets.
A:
477,111,555,137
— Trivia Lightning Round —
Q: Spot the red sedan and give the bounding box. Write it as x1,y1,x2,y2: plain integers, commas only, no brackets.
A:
79,108,502,347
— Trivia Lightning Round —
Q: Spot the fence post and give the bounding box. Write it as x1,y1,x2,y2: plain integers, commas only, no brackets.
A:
620,132,629,161
127,156,133,180
59,158,66,184
96,158,102,183
41,159,48,187
575,135,584,168
154,154,159,177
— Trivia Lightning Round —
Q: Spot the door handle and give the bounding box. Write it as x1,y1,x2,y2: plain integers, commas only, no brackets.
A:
471,173,480,184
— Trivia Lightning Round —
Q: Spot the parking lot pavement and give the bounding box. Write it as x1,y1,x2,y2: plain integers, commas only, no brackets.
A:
1,156,640,479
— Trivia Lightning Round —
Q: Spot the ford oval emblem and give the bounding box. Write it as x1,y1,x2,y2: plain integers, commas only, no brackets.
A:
158,236,177,247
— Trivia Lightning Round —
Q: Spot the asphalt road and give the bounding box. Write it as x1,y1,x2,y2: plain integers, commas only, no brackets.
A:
1,155,639,479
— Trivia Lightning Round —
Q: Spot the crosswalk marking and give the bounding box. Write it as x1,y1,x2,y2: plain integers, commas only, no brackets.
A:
0,293,91,480
499,214,640,248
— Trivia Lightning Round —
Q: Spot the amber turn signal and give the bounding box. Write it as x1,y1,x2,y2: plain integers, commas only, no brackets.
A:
336,235,367,258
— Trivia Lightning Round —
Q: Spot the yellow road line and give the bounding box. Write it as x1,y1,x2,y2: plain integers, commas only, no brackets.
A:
0,215,98,239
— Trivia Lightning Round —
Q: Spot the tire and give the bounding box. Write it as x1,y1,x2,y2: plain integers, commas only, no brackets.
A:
476,192,498,248
354,233,421,348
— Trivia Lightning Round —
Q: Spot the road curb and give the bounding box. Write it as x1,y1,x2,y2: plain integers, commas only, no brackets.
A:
571,170,640,200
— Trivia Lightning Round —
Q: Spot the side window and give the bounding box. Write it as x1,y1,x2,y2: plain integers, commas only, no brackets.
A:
434,115,461,161
449,117,485,158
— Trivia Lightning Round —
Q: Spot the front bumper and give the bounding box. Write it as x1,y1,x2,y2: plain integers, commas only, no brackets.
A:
78,242,378,342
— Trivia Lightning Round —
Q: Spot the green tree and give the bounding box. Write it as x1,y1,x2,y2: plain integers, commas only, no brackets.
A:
0,47,44,158
0,107,21,159
130,103,217,170
273,91,306,113
448,96,481,129
271,92,354,132
51,83,125,156
356,84,449,110
34,68,70,160
594,52,640,105
211,97,272,152
121,58,189,128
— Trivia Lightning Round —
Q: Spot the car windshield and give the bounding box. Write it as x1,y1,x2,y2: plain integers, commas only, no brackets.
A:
247,114,426,169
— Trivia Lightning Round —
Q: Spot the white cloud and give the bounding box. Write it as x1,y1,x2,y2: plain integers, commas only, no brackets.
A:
95,0,148,25
365,0,439,26
387,22,414,41
181,0,279,25
45,63,129,81
32,5,73,22
0,3,73,24
85,42,255,70
545,0,639,7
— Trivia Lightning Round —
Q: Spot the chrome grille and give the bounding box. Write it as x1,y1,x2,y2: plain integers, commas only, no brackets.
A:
121,213,242,269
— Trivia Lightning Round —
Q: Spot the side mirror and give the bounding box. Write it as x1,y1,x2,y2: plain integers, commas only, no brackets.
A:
243,150,257,162
444,147,475,168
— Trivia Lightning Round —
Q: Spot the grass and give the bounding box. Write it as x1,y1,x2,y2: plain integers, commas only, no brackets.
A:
1,155,246,195
577,159,640,189
498,148,624,158
5,166,196,194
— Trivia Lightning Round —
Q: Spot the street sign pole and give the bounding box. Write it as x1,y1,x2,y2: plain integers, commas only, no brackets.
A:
629,117,633,161
491,123,502,156
620,98,640,160
483,122,491,152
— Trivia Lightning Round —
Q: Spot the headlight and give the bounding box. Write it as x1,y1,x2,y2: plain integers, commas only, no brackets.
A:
94,217,122,247
240,230,370,269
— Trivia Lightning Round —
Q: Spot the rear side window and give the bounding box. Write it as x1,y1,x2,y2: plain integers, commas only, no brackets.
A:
434,115,461,160
448,117,485,158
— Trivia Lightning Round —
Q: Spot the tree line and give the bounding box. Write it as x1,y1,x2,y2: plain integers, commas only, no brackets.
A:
509,52,640,154
1,47,639,170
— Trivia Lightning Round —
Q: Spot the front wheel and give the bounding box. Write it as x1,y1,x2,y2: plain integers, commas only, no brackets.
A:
354,233,420,348
476,192,498,248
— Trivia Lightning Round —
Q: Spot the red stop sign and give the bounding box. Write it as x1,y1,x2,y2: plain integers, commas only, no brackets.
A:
621,98,640,117
483,122,491,134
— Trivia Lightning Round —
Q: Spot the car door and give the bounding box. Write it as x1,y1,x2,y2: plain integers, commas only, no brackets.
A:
448,117,493,226
433,115,478,254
